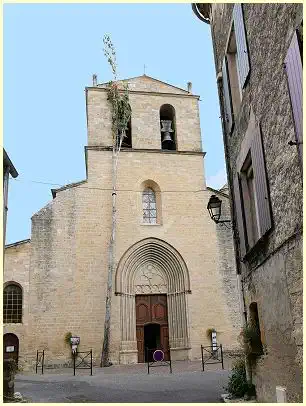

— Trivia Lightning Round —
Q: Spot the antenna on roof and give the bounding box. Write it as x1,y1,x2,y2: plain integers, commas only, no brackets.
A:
143,64,146,76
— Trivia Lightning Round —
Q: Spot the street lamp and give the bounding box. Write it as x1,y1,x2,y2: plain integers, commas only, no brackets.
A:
207,195,231,224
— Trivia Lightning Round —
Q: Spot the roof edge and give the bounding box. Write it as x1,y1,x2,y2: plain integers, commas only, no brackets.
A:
3,149,18,178
206,186,229,198
5,238,31,249
51,179,87,198
192,3,211,24
97,74,191,94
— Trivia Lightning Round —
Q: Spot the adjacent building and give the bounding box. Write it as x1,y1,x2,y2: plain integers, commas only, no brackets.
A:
3,149,19,367
3,149,18,249
4,75,242,369
193,3,303,402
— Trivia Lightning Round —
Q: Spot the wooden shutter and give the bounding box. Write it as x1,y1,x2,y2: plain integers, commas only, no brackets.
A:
251,125,272,239
233,3,250,88
233,173,246,257
222,56,234,135
285,30,303,161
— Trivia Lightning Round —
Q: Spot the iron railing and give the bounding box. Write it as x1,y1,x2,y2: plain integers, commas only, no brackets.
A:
200,344,224,371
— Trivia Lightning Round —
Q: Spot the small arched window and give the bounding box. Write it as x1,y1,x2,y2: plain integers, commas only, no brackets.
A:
3,283,22,323
142,188,157,224
160,104,177,151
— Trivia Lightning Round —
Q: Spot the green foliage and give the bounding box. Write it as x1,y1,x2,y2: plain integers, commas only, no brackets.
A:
226,358,249,398
242,323,259,341
64,332,72,346
226,358,256,399
103,34,131,144
103,34,117,80
5,359,18,375
241,323,263,356
206,328,216,339
107,81,131,135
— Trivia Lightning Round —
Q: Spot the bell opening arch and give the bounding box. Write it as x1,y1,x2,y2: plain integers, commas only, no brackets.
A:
115,237,191,364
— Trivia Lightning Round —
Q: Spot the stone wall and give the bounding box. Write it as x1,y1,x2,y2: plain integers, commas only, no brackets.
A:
4,240,31,369
210,3,303,402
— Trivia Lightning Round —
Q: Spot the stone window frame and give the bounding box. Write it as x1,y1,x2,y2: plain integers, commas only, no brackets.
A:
140,180,162,226
234,110,272,258
3,282,23,324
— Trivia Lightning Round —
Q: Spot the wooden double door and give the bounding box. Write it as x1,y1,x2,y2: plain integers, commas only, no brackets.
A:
136,294,169,363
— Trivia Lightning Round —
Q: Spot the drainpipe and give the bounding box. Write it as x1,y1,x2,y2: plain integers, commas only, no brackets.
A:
236,273,252,384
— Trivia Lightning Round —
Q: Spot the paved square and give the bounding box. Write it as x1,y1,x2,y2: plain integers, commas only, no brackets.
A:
15,360,231,403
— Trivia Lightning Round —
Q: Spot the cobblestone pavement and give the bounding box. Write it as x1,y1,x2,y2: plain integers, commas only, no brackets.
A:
15,360,232,403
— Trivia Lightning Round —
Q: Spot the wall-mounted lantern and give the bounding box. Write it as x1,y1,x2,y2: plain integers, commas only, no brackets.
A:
207,195,231,224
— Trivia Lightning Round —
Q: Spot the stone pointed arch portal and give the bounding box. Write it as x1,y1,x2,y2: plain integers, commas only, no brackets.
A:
115,238,191,364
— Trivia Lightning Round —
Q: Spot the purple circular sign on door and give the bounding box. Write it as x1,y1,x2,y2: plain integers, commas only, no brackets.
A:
153,350,164,362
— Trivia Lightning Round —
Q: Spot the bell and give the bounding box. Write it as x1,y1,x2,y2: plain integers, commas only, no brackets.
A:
161,120,173,133
162,132,173,143
161,120,174,144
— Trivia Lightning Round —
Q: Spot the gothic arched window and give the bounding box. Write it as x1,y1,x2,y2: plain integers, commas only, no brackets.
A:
142,188,157,224
3,283,22,323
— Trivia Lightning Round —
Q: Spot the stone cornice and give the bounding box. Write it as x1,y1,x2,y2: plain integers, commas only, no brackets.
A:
85,146,206,157
85,86,200,100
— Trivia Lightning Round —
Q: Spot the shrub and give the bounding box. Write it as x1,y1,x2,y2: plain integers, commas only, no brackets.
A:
226,358,249,398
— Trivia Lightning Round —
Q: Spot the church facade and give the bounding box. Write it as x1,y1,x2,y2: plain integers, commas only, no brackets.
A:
4,75,241,369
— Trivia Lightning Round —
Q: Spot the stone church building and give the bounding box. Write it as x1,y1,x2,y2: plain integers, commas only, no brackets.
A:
4,75,241,369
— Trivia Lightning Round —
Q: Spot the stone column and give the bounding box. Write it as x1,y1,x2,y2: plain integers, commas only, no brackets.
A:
119,293,138,364
167,291,190,360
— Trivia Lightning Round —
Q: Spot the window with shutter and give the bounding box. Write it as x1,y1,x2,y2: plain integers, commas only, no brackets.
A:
285,29,303,163
234,112,272,257
233,3,250,89
222,4,250,135
222,57,234,135
221,4,250,136
233,173,247,257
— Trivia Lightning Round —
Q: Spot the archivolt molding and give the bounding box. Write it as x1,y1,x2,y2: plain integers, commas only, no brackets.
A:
116,238,191,353
115,237,190,295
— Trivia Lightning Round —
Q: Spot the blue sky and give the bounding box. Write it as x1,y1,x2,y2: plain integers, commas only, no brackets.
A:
4,3,226,244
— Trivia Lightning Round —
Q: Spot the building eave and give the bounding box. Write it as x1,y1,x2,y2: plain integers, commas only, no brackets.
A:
3,148,18,178
192,3,211,24
5,238,31,249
